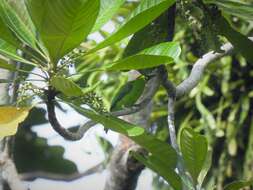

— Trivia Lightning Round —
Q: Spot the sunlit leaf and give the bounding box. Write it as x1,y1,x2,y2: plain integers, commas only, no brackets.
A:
90,0,175,52
51,76,83,97
69,103,178,169
91,0,125,32
0,0,37,49
0,10,19,47
106,42,181,70
0,107,30,138
26,0,100,64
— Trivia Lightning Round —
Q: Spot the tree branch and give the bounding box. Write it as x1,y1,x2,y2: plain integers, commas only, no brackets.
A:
176,37,253,97
20,162,104,182
46,74,161,141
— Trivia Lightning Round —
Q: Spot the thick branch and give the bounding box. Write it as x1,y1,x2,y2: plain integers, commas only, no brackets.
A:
20,162,104,182
46,74,161,141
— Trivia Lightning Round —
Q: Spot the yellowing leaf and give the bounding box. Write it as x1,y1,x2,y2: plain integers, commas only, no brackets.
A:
0,107,30,137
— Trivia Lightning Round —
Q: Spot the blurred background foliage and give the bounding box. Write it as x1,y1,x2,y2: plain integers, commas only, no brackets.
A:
12,0,253,189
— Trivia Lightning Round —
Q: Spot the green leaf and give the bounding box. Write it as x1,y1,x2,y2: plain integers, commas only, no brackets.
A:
215,16,253,64
91,0,125,32
69,103,178,169
6,0,36,34
0,58,15,71
26,0,100,64
123,11,170,58
0,11,19,47
0,39,36,66
0,0,37,49
110,78,145,111
180,127,208,184
132,152,182,190
107,42,181,70
90,0,175,52
224,180,253,190
50,76,83,97
204,0,253,21
197,150,212,187
51,76,100,97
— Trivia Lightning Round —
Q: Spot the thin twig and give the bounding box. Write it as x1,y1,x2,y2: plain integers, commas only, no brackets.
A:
46,74,161,141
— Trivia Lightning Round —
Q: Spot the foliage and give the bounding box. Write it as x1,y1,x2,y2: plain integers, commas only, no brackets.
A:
0,0,252,189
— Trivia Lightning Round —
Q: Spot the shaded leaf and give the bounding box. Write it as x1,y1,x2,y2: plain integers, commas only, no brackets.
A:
180,127,208,184
0,39,36,66
110,78,145,111
204,0,253,21
90,0,175,52
215,16,253,63
224,180,253,190
123,11,170,57
26,0,100,63
133,152,182,190
0,58,15,71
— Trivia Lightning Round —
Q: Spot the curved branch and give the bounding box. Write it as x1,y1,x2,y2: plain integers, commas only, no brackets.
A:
176,37,253,97
46,75,161,141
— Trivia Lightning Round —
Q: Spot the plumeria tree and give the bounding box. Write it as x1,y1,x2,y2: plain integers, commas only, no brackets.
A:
0,0,253,190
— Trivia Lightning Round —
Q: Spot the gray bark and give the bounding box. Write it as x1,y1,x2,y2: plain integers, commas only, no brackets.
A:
0,69,12,190
104,72,155,190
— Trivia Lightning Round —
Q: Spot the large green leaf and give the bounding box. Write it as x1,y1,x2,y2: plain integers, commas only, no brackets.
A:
26,0,100,64
91,0,125,32
204,0,253,21
0,39,35,66
0,11,19,47
110,78,145,111
6,0,36,34
180,127,208,184
90,0,175,52
106,42,181,70
70,103,178,169
215,16,253,64
224,180,253,190
133,152,182,190
0,0,37,49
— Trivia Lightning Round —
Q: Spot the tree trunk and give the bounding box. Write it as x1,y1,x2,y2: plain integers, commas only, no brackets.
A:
104,72,153,190
0,69,12,190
